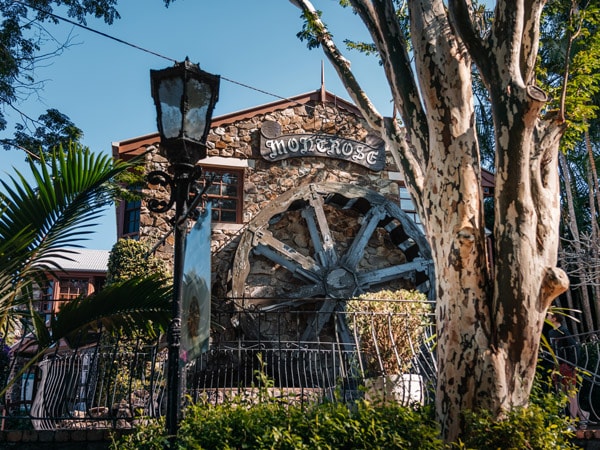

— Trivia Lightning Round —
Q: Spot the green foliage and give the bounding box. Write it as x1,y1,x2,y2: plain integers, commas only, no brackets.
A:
0,0,119,151
346,289,432,375
0,337,10,397
49,274,171,343
296,8,328,50
5,109,83,158
343,0,411,62
110,418,169,450
539,0,600,151
0,0,172,156
0,144,170,396
113,164,147,202
453,373,578,450
106,238,168,286
113,398,442,450
0,144,144,337
111,369,578,450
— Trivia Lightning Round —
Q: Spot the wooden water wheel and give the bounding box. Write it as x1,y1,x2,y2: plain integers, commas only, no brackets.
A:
231,182,433,342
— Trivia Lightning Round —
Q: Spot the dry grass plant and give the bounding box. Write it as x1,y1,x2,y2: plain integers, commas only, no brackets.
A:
346,289,432,376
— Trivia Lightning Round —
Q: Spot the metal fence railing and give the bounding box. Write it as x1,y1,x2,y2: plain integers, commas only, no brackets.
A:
2,299,437,430
540,330,600,425
11,301,600,431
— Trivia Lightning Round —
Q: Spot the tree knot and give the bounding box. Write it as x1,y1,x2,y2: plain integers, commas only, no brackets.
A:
456,227,475,246
540,267,569,309
526,85,549,103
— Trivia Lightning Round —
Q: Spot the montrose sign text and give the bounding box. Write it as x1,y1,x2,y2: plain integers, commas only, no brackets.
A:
259,120,386,171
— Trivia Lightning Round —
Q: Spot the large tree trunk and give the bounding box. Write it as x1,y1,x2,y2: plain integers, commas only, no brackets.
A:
291,0,570,442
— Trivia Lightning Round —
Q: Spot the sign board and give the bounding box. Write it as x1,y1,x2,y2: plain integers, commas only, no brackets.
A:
181,203,211,363
259,120,386,171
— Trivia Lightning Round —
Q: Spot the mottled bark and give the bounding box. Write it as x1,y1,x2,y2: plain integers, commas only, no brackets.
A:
291,0,570,442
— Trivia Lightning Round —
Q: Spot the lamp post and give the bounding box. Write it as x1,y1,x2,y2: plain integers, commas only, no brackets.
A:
147,58,219,439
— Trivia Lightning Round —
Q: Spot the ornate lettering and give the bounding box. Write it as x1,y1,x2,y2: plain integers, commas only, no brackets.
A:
353,145,365,162
316,137,328,154
366,151,379,165
265,139,288,159
341,142,354,157
329,139,340,156
300,137,312,154
288,138,300,153
260,121,385,171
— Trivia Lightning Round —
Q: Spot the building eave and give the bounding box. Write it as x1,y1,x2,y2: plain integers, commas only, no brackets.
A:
112,89,361,158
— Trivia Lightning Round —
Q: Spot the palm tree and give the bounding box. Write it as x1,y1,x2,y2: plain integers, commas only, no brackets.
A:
0,144,170,360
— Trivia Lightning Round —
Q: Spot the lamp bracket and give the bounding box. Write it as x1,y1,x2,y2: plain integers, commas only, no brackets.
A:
146,166,211,221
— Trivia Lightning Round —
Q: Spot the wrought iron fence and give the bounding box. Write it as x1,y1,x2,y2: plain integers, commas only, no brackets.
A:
1,298,437,430
11,300,600,431
540,330,600,425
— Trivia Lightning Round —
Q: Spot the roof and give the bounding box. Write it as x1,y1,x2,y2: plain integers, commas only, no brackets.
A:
110,87,496,192
41,249,110,273
112,89,361,158
481,168,495,197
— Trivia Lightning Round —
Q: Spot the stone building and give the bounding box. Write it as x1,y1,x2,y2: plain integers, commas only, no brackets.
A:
112,88,437,345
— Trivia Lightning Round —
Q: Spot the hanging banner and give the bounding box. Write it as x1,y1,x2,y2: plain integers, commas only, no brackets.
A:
180,203,211,363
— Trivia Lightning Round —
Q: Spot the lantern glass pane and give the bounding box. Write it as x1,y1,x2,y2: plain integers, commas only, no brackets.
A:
158,77,183,138
184,78,211,141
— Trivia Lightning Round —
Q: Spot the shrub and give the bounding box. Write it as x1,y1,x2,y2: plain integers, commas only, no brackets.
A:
106,238,168,285
111,388,577,450
346,289,432,375
111,399,442,450
181,399,443,449
453,373,578,450
110,355,577,450
110,417,168,450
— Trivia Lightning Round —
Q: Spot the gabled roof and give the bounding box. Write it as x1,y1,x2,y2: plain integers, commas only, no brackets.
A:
42,249,110,273
112,89,360,158
211,89,361,127
111,88,496,193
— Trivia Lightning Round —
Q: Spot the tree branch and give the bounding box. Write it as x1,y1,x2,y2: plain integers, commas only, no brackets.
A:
521,0,545,84
290,0,425,198
351,0,429,162
448,0,490,79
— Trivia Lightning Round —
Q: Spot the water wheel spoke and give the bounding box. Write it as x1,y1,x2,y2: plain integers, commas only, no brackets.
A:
288,284,327,298
302,187,338,267
259,294,322,312
356,258,430,289
301,299,339,342
341,204,387,270
253,242,321,284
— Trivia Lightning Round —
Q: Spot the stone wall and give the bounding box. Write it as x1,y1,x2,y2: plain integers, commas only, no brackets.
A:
139,100,401,299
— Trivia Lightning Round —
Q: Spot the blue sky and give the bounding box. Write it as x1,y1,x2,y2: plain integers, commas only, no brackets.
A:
2,1,396,249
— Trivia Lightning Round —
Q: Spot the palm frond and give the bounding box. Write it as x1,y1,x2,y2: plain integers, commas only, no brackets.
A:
0,144,145,332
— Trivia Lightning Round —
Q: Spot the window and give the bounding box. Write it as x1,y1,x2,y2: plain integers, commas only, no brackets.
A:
201,168,244,223
399,185,422,229
399,186,415,212
58,278,89,300
123,198,141,237
37,280,55,323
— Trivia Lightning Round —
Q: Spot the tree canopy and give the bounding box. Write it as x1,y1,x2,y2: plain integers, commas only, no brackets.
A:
0,0,176,157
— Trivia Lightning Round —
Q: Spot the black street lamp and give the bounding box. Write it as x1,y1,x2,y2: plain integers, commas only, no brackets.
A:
147,58,220,440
